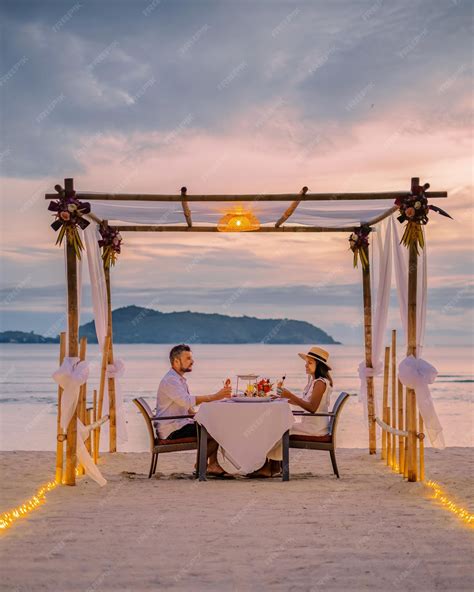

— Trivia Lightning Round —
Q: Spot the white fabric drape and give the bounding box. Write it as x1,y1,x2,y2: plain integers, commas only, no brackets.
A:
52,358,107,486
398,356,445,448
358,219,392,414
391,217,444,448
84,225,108,349
84,223,128,444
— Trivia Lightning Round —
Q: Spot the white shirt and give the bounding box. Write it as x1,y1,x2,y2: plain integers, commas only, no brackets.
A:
155,368,196,439
290,377,332,437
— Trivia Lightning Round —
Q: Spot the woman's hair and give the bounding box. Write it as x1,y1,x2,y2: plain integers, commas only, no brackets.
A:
313,361,333,387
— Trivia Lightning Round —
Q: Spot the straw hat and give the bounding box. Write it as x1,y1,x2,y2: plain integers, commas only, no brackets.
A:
298,346,332,370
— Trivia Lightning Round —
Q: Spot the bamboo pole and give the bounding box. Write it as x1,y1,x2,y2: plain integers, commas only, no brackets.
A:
55,332,66,483
398,379,405,474
64,178,79,486
406,178,420,482
403,388,409,478
76,336,87,476
94,335,110,461
391,330,397,469
382,346,390,461
93,389,98,464
275,186,308,227
104,261,117,453
361,244,376,454
45,191,448,202
180,187,192,227
85,408,92,455
419,414,425,481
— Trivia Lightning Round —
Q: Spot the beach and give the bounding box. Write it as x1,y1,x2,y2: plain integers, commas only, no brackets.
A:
1,447,473,591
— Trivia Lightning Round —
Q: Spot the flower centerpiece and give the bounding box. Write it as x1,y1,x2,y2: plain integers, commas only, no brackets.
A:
348,225,371,270
48,186,91,259
98,223,122,269
395,183,451,253
255,378,273,397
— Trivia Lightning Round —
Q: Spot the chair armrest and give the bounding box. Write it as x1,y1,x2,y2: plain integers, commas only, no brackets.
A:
152,415,195,421
292,411,335,417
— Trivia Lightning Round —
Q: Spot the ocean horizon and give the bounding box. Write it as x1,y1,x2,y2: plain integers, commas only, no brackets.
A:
1,342,472,451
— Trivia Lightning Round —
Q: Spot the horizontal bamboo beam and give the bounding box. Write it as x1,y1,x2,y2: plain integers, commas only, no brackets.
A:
375,417,408,437
111,225,368,233
275,186,308,227
45,191,448,202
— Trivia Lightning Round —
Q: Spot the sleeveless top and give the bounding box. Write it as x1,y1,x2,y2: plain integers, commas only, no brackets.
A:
290,376,332,437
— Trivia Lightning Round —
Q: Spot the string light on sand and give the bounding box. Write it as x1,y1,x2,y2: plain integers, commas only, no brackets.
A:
0,469,81,532
0,479,58,531
425,480,474,527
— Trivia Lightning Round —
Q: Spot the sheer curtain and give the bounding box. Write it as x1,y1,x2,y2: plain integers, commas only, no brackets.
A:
84,224,128,444
391,217,444,448
358,219,392,415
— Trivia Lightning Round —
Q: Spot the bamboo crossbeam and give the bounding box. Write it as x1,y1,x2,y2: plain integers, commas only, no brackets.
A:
58,414,109,440
180,187,192,227
55,332,66,483
364,205,399,226
45,191,448,202
84,414,109,433
375,417,408,437
112,225,368,233
275,186,308,227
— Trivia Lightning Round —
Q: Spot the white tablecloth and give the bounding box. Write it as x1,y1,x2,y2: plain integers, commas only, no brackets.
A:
194,400,295,475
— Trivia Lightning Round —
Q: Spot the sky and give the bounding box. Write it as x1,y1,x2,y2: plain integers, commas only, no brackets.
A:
0,0,472,345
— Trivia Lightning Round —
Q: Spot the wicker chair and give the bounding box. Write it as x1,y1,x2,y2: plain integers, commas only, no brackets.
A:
285,392,351,479
133,397,199,478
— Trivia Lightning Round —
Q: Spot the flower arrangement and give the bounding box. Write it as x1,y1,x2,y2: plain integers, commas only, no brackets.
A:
395,183,451,252
348,225,371,270
48,186,91,259
243,378,273,397
98,223,122,269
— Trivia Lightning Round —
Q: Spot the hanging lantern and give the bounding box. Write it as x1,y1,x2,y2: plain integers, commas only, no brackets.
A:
217,208,260,232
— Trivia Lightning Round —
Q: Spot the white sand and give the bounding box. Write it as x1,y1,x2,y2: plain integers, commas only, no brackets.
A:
1,448,473,591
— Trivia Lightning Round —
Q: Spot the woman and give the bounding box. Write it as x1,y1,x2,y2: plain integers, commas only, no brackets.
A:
249,346,333,478
279,346,333,437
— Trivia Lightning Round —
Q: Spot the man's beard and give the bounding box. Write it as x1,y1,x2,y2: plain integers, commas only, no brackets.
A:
182,366,193,373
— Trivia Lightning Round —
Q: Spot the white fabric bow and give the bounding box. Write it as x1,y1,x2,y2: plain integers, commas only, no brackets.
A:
107,358,128,444
53,357,106,486
398,355,445,449
53,357,90,431
358,361,382,412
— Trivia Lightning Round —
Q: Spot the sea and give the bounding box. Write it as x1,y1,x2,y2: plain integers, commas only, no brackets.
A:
0,343,472,451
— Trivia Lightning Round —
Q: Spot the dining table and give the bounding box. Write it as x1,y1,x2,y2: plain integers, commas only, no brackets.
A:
194,398,295,481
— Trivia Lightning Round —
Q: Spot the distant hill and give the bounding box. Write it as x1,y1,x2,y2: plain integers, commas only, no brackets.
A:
78,305,339,344
0,306,340,345
0,330,58,344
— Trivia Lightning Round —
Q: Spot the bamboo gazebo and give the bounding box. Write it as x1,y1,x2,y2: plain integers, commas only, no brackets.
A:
45,177,449,486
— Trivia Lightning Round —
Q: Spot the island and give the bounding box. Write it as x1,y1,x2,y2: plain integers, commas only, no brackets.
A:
0,305,340,345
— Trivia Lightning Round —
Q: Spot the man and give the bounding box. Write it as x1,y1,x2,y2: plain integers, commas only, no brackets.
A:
155,343,231,476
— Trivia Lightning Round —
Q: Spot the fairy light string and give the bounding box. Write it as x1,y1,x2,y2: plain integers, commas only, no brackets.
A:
425,480,473,527
0,468,81,532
